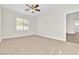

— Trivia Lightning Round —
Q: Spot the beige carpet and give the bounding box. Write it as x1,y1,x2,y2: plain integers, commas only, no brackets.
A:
0,35,79,55
66,33,79,43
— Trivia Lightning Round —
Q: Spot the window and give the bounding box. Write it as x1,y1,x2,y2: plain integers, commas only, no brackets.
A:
16,18,29,30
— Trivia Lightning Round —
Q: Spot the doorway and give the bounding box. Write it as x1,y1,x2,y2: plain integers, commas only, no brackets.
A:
66,11,79,43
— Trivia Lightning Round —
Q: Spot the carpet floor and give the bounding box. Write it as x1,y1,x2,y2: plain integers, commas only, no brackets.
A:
0,35,79,55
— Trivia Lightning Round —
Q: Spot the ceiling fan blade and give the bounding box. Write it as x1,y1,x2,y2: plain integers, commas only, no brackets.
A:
25,4,32,9
34,5,39,8
25,9,30,12
35,9,40,11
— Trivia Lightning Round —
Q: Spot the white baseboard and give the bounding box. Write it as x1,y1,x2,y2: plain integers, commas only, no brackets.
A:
1,34,34,39
37,34,66,41
0,39,2,42
1,34,66,41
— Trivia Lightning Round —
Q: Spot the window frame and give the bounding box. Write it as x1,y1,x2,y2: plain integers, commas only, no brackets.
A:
16,17,29,31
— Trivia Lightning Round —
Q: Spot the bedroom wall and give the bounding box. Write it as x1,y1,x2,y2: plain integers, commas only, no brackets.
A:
66,13,75,34
0,8,1,40
36,7,66,41
1,8,37,39
66,12,79,34
1,4,79,41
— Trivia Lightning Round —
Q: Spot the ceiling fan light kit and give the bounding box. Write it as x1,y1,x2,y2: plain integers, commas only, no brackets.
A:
25,4,40,13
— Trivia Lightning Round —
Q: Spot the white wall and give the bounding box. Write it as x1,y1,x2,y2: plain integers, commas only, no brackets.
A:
37,8,66,41
2,4,79,41
1,8,37,39
0,8,1,39
76,26,79,32
66,14,75,34
66,12,79,34
1,7,66,41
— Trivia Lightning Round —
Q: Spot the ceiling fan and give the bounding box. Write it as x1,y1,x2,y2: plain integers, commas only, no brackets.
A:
25,4,40,13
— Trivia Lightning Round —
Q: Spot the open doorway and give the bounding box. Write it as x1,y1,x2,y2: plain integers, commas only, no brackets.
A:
66,11,79,43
